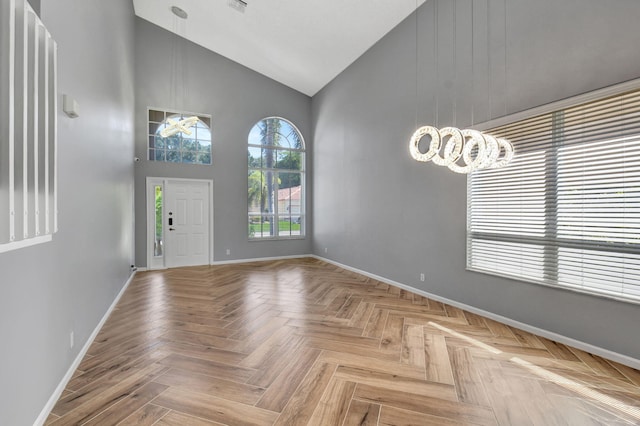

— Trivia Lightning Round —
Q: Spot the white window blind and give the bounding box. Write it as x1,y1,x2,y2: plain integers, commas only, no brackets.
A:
467,88,640,303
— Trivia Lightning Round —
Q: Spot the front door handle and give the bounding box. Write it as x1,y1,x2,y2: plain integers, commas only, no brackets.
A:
169,227,175,231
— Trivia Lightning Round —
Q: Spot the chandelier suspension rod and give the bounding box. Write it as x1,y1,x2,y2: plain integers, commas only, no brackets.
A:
408,0,514,174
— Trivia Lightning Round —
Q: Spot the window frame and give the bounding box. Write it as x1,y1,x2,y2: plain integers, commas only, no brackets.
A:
247,116,306,241
467,78,640,305
147,107,212,165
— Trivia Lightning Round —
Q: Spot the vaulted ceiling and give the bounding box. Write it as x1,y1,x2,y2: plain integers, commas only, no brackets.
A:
133,0,425,96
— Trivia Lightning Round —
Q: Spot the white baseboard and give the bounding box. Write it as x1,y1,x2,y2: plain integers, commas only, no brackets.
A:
137,255,312,270
312,255,640,371
212,254,311,266
33,270,138,426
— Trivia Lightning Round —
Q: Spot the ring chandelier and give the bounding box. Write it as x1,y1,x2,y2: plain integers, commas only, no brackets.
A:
409,126,514,173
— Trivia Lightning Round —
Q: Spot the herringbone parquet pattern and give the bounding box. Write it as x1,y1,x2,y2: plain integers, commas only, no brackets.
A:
46,258,640,425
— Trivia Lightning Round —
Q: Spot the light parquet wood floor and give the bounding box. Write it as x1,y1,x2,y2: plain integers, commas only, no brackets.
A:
46,258,640,425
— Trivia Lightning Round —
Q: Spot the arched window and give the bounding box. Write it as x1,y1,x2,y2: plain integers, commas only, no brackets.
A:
148,108,212,165
248,117,305,239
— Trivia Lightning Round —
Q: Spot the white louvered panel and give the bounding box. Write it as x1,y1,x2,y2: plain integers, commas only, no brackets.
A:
36,19,47,236
48,31,57,234
26,10,37,239
0,0,16,244
0,0,57,252
42,27,53,234
13,0,26,241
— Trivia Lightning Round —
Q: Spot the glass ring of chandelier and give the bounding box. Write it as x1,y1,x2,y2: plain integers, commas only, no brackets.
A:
409,126,514,173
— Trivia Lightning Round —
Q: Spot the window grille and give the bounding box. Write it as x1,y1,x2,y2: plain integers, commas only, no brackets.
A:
248,117,305,239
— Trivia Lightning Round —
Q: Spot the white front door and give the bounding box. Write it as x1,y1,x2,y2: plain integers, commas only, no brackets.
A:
164,179,211,268
146,178,213,269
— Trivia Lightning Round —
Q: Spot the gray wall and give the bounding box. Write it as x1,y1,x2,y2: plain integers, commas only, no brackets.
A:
134,19,312,267
312,0,640,360
0,0,136,424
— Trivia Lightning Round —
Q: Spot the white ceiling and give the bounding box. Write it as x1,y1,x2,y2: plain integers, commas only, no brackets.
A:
133,0,426,96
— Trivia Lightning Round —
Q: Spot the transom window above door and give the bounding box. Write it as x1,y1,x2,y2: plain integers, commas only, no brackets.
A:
148,108,212,165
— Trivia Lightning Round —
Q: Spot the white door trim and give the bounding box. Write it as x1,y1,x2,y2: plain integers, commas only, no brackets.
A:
146,177,214,270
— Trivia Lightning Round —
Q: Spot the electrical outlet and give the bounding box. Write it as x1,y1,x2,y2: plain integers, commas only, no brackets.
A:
324,247,328,254
226,249,230,255
420,273,425,282
70,331,74,349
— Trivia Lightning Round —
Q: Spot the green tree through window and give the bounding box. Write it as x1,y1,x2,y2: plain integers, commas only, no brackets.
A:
248,117,305,239
147,109,212,165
